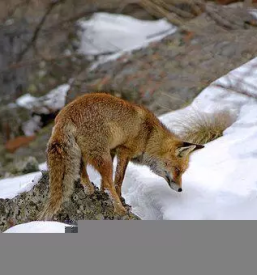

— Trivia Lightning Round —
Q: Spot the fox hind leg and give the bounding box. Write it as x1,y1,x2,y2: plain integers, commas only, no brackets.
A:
80,159,95,195
90,153,127,216
99,150,115,192
114,155,129,198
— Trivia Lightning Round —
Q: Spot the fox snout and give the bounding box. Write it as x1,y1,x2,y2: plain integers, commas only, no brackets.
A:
165,171,182,192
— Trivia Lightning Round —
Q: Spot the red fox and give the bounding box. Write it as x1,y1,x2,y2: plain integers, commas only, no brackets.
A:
38,93,204,220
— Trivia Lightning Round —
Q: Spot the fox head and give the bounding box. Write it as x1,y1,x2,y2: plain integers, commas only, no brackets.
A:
148,140,204,192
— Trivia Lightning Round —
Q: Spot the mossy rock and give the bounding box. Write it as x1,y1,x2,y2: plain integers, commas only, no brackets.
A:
0,171,140,232
8,156,39,175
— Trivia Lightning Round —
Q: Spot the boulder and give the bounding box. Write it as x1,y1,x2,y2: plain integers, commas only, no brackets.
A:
11,156,40,175
0,171,140,232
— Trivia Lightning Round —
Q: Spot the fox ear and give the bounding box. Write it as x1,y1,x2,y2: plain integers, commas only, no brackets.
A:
175,145,196,158
183,142,205,150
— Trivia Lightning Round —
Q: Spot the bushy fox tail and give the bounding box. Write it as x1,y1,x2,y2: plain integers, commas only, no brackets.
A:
38,123,81,221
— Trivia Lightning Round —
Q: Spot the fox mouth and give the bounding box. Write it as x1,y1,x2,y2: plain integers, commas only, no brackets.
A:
165,172,182,193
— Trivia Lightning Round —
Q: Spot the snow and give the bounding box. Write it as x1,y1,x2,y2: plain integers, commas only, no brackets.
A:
3,221,71,233
0,161,71,233
78,12,177,68
0,172,41,199
249,8,257,19
16,84,70,114
16,94,36,107
121,57,257,220
0,162,47,199
39,162,47,171
22,115,42,136
40,84,70,112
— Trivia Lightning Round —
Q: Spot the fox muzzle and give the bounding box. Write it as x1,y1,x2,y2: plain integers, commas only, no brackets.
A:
169,182,182,192
165,172,182,192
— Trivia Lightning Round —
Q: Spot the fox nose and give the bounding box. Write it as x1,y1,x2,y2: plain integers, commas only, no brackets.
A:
178,188,182,192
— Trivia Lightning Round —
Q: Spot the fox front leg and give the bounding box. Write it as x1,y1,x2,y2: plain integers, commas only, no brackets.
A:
114,151,130,198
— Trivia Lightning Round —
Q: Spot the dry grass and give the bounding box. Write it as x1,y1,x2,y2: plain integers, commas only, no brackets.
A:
175,108,236,145
139,0,205,25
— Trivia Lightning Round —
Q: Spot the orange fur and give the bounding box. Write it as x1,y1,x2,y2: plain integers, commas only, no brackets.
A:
38,93,204,220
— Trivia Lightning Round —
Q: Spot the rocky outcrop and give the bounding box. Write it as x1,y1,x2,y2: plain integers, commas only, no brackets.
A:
0,171,140,232
11,156,39,175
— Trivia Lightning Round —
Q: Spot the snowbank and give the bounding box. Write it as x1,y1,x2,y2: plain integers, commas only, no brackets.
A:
0,162,47,199
78,12,177,67
0,171,41,199
122,57,257,220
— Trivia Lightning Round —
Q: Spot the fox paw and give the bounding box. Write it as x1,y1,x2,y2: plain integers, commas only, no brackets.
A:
114,205,128,216
82,182,95,195
83,186,95,195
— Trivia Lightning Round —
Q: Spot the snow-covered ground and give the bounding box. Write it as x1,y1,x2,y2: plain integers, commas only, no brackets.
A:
122,57,257,220
0,162,46,199
78,12,177,68
1,57,257,232
4,221,72,233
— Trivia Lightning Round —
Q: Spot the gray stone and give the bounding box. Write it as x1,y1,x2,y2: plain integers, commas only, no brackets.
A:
12,156,39,175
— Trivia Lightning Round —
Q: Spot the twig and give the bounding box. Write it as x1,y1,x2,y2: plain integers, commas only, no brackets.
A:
140,0,185,25
153,0,195,19
212,82,257,100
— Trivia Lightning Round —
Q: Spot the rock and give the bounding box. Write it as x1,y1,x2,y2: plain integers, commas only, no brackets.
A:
0,171,140,232
12,156,40,175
